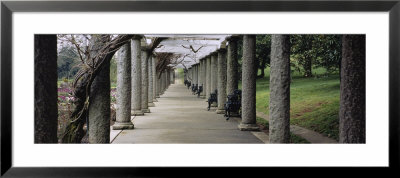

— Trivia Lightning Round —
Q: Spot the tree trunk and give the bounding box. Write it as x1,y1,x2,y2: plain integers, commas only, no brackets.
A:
88,35,111,143
304,57,312,77
60,35,134,143
258,58,266,78
339,35,365,143
34,35,58,143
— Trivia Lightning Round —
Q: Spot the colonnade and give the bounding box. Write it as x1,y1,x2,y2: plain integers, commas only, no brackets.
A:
34,34,366,144
186,35,260,131
114,36,174,131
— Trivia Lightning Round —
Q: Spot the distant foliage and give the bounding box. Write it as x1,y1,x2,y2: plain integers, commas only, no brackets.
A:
312,35,342,73
290,35,342,77
57,46,81,80
256,35,271,78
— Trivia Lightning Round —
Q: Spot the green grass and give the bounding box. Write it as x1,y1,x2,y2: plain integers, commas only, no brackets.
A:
290,133,310,143
245,67,340,141
177,68,184,83
256,117,310,143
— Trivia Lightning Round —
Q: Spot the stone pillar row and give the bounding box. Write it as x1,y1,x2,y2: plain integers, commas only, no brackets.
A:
115,36,176,132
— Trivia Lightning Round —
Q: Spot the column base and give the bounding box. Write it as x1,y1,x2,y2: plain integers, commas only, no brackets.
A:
216,109,225,114
112,122,134,130
148,102,155,107
153,98,158,102
131,110,144,116
238,123,259,131
142,108,151,113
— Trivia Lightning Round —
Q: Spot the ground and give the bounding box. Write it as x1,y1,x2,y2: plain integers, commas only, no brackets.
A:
57,66,340,143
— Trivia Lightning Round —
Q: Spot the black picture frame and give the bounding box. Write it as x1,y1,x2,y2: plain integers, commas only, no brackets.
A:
1,0,399,177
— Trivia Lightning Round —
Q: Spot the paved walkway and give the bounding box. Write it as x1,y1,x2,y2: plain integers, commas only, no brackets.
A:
112,83,265,144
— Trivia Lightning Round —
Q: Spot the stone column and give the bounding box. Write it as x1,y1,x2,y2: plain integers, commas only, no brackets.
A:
339,35,366,143
190,67,193,83
196,63,199,86
238,35,259,131
141,48,150,113
159,71,163,95
153,56,158,102
148,54,155,107
168,69,171,86
206,55,211,100
196,64,199,85
226,36,239,95
88,35,111,143
210,52,218,107
269,35,291,142
216,48,227,114
166,69,170,88
198,59,202,96
113,42,134,130
170,69,174,84
172,69,176,84
131,37,144,116
156,70,161,98
200,58,206,98
162,70,166,93
192,66,195,84
34,35,58,143
193,65,196,85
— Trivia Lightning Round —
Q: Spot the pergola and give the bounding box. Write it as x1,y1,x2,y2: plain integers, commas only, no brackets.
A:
34,34,365,144
145,34,231,68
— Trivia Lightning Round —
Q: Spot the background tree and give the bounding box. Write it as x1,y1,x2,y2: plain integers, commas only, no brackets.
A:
255,35,271,78
60,34,135,143
57,46,81,80
313,35,342,74
290,35,314,77
290,35,342,77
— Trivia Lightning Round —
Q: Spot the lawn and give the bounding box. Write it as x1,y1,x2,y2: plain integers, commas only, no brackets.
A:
242,67,340,141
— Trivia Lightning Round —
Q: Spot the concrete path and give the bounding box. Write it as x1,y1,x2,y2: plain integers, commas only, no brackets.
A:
112,84,265,144
255,111,338,143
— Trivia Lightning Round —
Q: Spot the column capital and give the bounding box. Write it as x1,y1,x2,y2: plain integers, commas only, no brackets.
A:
226,35,241,42
132,35,144,40
211,51,218,56
217,48,227,53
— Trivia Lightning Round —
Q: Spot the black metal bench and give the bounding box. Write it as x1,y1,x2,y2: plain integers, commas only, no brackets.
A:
224,89,242,120
184,79,189,87
196,84,203,98
191,84,198,95
186,81,191,90
207,89,218,111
